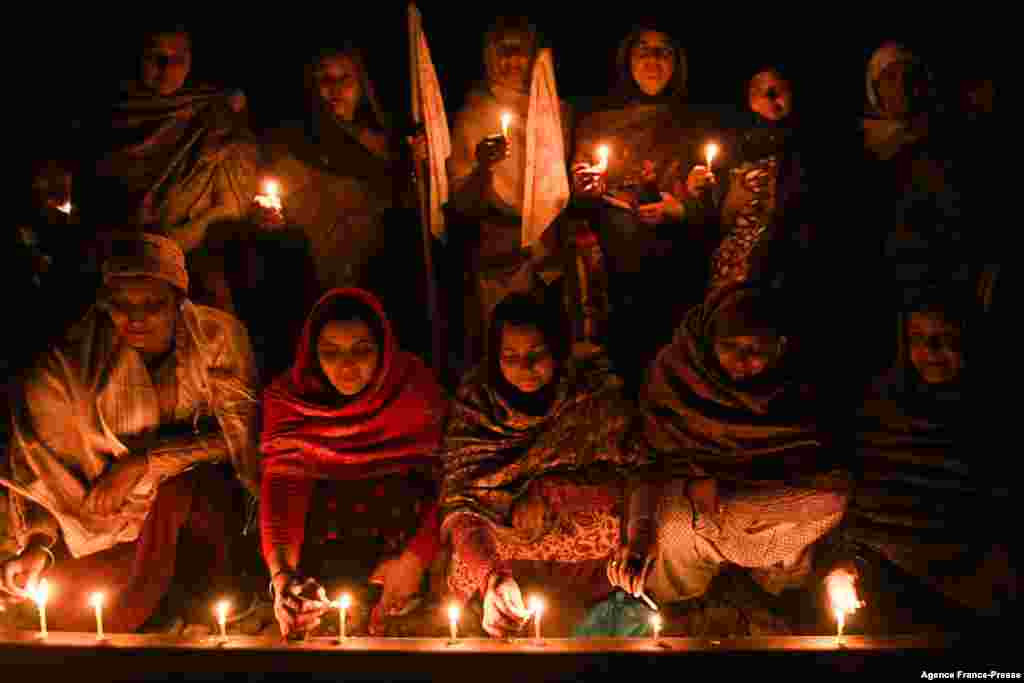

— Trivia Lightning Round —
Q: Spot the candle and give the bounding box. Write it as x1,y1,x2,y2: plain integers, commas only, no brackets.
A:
30,579,49,638
704,143,719,172
254,179,283,212
448,604,460,642
91,592,105,640
337,593,352,640
57,201,72,215
825,569,864,646
651,613,662,640
215,600,230,639
528,595,544,641
595,145,610,173
501,112,512,142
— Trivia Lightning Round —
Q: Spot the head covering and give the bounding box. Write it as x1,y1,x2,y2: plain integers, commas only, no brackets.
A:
483,16,540,94
260,288,447,482
101,233,188,293
866,41,935,118
305,44,391,132
612,24,688,108
637,284,843,487
711,286,786,339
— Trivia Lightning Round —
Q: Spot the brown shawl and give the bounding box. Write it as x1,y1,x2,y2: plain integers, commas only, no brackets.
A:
638,285,848,489
440,348,642,542
84,82,259,249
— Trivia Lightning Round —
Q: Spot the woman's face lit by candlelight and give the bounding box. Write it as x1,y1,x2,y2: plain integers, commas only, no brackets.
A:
104,277,178,360
907,312,963,385
499,323,555,394
713,334,786,382
492,30,534,92
630,31,675,97
315,55,363,122
140,32,191,96
318,318,381,396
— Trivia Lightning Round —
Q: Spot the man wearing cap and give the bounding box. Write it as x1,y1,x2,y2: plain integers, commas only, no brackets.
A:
0,234,259,632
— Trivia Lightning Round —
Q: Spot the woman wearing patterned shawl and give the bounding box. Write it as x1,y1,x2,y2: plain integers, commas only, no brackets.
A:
823,291,1016,630
440,293,643,637
570,24,717,394
260,289,448,638
446,16,572,370
76,27,260,311
0,234,259,631
623,284,849,606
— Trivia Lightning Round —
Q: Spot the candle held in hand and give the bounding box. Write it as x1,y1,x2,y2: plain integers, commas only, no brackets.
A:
215,600,230,639
501,112,512,142
254,179,283,212
91,592,105,639
448,604,460,641
704,143,719,172
595,145,610,173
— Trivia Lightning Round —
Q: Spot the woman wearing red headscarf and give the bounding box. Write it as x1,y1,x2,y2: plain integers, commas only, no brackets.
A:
259,288,448,637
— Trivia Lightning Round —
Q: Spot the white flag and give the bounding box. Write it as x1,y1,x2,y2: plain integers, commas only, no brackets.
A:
522,48,569,248
409,3,451,238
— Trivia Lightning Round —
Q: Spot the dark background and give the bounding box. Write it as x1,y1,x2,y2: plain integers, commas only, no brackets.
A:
15,5,1000,154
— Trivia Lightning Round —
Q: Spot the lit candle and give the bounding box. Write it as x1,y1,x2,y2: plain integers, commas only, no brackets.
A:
337,593,352,640
254,179,283,212
501,112,512,142
651,613,662,640
528,595,544,641
215,600,230,639
448,603,460,642
704,143,719,173
825,569,864,647
30,579,49,638
595,145,610,173
90,592,105,640
57,201,72,215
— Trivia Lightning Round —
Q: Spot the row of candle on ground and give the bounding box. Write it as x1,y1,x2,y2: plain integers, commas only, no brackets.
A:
25,575,862,643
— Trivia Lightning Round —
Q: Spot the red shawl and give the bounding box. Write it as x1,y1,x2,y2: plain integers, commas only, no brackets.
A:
260,288,447,564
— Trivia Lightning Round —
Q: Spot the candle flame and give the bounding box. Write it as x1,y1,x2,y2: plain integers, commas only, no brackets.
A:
651,613,662,633
255,179,283,211
215,600,230,623
704,143,719,168
825,569,864,633
501,112,512,138
57,201,72,215
528,595,544,616
596,145,610,172
30,579,49,606
338,593,352,610
90,592,104,609
448,604,460,622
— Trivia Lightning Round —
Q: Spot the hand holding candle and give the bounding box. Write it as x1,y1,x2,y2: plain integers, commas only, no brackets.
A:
91,592,105,639
253,178,285,227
